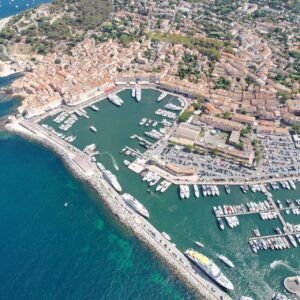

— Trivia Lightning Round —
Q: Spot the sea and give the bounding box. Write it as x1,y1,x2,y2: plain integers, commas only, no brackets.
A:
43,88,300,299
0,3,196,300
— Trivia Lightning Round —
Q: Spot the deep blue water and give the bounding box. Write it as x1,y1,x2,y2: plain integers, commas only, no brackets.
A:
0,2,195,299
0,133,194,300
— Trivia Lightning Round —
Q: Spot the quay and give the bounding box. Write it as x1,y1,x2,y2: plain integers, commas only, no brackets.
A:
248,233,299,241
217,205,300,218
284,276,300,296
5,117,232,300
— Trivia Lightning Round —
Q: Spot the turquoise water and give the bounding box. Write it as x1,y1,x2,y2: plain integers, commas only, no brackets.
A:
0,0,50,18
45,89,300,299
0,74,22,117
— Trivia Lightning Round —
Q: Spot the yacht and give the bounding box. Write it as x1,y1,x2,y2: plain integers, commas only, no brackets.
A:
217,218,225,230
185,249,234,290
162,232,171,241
122,193,149,218
108,94,123,106
136,86,141,102
90,126,97,133
193,185,200,198
184,185,190,199
164,103,182,111
161,181,172,193
123,160,131,166
131,88,136,98
89,104,99,111
194,241,204,248
179,185,185,199
225,185,230,194
157,92,167,102
218,255,235,268
139,118,147,126
97,162,122,193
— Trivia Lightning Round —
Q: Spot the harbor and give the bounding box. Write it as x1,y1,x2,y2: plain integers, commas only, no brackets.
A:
6,88,300,299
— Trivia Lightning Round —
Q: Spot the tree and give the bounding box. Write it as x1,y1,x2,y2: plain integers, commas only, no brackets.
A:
178,111,192,123
292,124,300,134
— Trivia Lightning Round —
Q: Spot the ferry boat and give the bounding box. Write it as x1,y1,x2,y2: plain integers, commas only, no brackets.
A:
157,92,167,102
185,249,234,290
97,162,122,193
122,193,149,218
218,255,235,268
108,94,123,106
136,86,141,102
90,126,97,133
193,185,200,198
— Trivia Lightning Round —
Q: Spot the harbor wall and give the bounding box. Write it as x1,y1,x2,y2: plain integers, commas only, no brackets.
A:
4,120,231,300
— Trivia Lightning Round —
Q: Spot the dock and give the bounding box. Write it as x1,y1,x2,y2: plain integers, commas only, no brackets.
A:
284,276,300,296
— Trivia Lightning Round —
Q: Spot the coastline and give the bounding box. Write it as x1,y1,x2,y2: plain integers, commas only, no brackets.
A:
4,117,232,300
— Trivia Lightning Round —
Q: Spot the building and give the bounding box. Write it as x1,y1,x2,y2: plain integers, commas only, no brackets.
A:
169,123,200,145
228,130,241,145
193,115,244,132
231,113,255,126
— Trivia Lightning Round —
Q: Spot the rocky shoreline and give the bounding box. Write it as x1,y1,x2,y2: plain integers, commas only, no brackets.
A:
4,118,231,300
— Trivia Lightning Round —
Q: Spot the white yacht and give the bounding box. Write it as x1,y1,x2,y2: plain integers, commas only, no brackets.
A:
97,162,122,193
90,126,97,133
193,185,200,198
157,92,167,102
218,255,235,268
122,193,149,218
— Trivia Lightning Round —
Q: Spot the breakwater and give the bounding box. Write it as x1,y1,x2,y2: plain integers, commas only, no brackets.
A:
5,117,232,300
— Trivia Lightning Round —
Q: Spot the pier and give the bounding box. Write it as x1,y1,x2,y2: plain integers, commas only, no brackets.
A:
284,276,300,296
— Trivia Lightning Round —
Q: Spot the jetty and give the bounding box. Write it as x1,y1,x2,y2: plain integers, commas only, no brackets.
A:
284,276,300,296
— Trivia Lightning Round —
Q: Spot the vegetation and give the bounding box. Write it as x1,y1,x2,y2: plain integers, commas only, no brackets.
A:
214,77,231,90
292,125,300,134
148,32,225,61
178,111,193,123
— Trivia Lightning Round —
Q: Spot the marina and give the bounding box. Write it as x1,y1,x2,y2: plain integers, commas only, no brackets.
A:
9,88,300,299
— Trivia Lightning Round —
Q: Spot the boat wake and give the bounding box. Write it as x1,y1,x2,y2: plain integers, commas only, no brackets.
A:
270,260,300,274
101,152,119,171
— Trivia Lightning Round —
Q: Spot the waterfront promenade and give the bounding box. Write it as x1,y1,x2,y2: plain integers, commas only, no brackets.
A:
5,117,232,300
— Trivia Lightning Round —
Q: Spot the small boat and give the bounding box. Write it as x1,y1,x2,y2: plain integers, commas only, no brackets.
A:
194,240,204,248
218,255,235,268
162,232,171,241
225,185,230,194
123,160,131,166
179,185,185,199
64,202,68,207
193,184,200,198
90,126,97,133
217,218,225,230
